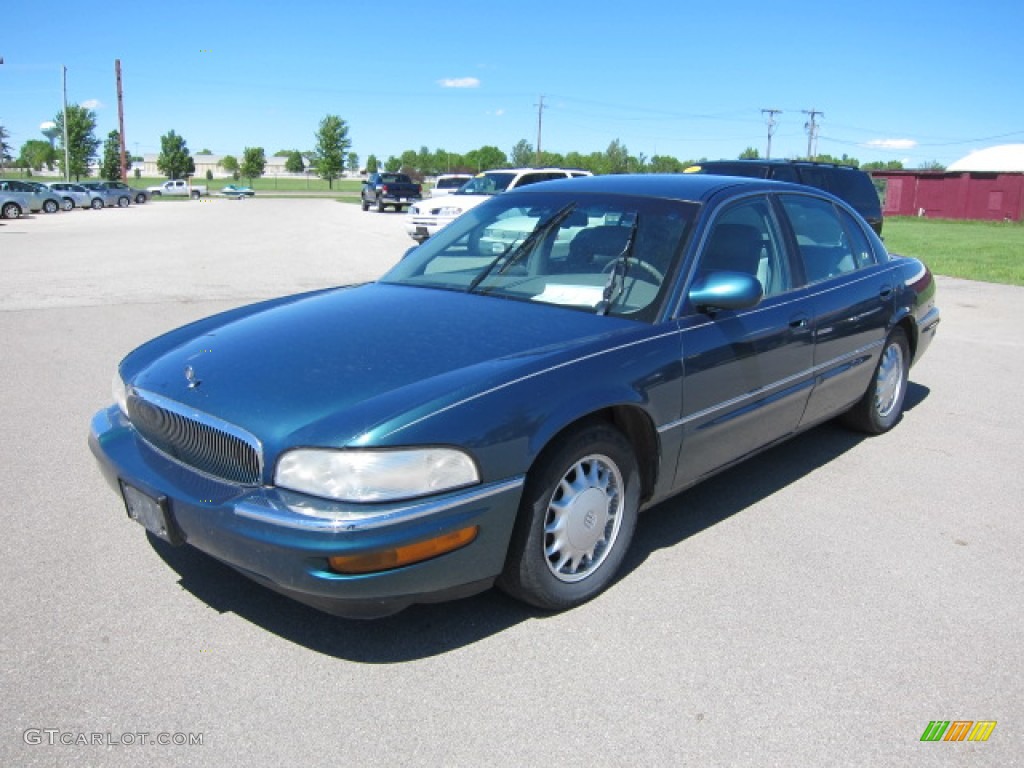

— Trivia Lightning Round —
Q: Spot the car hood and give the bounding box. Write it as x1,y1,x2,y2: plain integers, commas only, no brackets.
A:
125,283,638,458
416,193,491,214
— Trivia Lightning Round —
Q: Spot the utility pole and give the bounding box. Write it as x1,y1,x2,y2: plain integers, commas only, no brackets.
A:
534,95,546,166
761,108,782,159
115,59,127,180
803,108,823,160
62,66,71,181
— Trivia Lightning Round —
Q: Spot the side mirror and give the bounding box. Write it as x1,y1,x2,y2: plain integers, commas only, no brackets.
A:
689,272,763,312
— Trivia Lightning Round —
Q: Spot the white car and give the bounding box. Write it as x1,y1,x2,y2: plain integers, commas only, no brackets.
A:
404,168,592,242
430,174,473,197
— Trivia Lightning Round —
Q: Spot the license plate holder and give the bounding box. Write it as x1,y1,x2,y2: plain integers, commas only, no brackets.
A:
120,481,183,545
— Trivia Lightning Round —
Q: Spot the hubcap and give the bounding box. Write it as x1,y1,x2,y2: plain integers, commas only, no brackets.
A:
874,341,905,418
544,454,624,583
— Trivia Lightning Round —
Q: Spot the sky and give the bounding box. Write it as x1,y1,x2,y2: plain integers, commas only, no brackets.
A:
2,0,1023,170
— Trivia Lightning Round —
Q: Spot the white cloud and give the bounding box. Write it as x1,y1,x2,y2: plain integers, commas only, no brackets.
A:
863,138,917,150
80,99,103,109
438,77,480,89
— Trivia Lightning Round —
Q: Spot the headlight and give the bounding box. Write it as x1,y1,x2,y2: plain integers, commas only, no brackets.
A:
112,368,128,416
437,206,462,216
274,448,479,502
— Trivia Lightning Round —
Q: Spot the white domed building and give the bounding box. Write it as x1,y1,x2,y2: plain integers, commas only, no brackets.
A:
873,144,1024,221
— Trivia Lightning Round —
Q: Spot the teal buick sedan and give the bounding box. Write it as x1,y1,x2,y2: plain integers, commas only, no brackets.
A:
90,174,940,618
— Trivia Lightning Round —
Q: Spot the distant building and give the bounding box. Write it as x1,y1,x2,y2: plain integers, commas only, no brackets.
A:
871,144,1024,222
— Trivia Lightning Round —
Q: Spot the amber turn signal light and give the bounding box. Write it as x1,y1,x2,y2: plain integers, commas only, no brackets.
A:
328,526,479,574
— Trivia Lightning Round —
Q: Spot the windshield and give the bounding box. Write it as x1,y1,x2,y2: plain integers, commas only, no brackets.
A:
455,173,516,196
381,190,697,322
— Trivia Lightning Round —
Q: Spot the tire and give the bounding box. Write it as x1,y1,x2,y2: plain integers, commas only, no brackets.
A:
2,202,22,219
377,198,386,213
498,422,640,611
191,191,201,200
90,198,104,210
842,327,910,434
118,196,130,208
43,199,60,214
135,193,146,204
361,198,369,212
61,197,75,211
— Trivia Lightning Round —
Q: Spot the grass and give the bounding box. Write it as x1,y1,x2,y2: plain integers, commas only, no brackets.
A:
882,217,1024,286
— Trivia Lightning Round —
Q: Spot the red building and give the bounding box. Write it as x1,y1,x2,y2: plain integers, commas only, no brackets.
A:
871,170,1024,222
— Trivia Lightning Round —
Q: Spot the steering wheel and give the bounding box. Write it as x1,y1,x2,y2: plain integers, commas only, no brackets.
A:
601,258,664,284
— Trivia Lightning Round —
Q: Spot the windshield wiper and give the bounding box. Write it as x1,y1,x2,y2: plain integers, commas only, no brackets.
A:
467,203,577,294
596,213,640,315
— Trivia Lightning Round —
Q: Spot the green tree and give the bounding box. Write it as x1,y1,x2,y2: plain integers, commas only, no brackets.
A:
55,105,100,180
17,140,57,171
918,160,946,171
648,155,684,173
157,130,194,179
463,145,507,172
0,125,12,167
862,160,904,171
219,155,240,180
313,114,351,189
400,149,418,174
100,130,125,181
240,146,266,184
285,150,305,173
366,154,379,174
604,139,630,174
510,139,534,167
346,152,359,174
384,156,401,172
197,148,213,155
739,147,760,159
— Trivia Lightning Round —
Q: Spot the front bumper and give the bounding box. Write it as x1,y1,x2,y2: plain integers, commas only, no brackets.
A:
90,406,524,618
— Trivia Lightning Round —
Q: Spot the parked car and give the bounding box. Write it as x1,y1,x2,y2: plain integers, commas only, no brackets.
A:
430,174,473,197
90,174,939,619
360,172,422,213
78,181,127,208
147,179,208,198
103,181,149,204
404,167,592,242
43,182,95,211
684,159,883,234
0,180,46,217
21,181,63,214
219,184,255,198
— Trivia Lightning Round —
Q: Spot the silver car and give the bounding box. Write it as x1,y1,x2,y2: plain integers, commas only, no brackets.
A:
103,181,149,204
44,182,95,211
78,181,129,208
0,180,46,218
22,182,64,214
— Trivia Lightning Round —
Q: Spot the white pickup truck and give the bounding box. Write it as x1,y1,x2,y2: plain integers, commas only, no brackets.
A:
146,179,208,199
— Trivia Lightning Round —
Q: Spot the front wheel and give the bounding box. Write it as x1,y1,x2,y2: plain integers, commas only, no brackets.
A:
118,196,130,208
43,199,60,214
90,198,104,210
61,197,75,211
498,422,640,611
191,191,201,200
842,327,910,434
135,193,146,204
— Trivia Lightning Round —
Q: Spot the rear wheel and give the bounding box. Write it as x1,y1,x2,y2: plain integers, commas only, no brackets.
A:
377,198,385,213
118,196,130,208
43,199,60,214
498,422,640,611
361,198,369,211
191,190,201,200
2,202,22,219
842,327,910,434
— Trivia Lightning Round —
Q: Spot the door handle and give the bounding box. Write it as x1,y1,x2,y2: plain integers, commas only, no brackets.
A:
789,314,809,329
879,285,893,299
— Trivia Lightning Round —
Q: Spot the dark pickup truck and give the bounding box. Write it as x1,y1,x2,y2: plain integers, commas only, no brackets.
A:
360,173,422,213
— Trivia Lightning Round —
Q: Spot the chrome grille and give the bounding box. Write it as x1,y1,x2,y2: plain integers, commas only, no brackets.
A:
127,391,262,485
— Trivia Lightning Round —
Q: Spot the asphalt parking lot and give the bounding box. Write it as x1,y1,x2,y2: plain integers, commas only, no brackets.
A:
1,199,1020,767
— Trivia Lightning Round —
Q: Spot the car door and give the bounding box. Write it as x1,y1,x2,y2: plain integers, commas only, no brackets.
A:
671,194,815,488
774,193,896,426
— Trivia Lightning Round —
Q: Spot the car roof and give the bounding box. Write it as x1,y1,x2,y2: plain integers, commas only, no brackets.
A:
502,172,809,203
